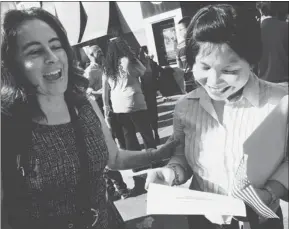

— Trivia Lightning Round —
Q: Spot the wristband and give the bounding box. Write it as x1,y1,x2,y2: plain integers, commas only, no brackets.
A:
103,105,110,110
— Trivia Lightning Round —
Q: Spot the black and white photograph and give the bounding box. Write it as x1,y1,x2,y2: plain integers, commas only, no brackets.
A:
1,1,288,229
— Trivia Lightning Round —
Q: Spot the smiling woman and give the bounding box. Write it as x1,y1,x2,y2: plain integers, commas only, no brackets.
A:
15,19,69,97
1,8,179,229
1,8,88,120
192,42,251,102
145,4,288,229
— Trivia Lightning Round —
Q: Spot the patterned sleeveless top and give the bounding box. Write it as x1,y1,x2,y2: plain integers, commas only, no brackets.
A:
24,99,111,228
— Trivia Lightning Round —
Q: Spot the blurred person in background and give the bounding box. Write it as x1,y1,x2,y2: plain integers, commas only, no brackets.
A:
256,1,288,84
84,45,104,107
138,45,160,145
84,45,131,201
103,37,157,197
176,16,196,93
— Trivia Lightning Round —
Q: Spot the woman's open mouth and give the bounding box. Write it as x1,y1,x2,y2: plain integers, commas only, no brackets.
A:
208,85,231,94
43,69,62,81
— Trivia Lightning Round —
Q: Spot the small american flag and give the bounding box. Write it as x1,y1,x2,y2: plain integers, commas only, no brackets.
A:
231,155,279,219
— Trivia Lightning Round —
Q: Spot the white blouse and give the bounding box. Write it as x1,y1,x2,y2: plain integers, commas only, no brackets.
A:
169,74,288,196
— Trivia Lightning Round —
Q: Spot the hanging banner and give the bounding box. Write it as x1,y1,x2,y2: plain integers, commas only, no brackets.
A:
54,2,81,45
80,2,110,43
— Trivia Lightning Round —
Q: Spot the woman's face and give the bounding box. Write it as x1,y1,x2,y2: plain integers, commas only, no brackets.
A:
192,42,251,101
119,56,129,72
15,19,69,97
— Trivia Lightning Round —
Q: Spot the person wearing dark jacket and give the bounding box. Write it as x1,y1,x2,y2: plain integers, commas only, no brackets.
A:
256,1,288,84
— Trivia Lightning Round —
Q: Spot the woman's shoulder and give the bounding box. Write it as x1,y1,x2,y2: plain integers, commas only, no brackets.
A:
259,80,288,106
174,89,201,111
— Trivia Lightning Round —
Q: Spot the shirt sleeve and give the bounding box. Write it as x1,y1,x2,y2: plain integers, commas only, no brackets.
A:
167,99,193,181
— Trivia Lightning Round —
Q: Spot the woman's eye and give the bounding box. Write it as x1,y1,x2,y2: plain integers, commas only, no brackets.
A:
51,45,63,50
223,70,240,74
28,49,42,56
202,66,210,70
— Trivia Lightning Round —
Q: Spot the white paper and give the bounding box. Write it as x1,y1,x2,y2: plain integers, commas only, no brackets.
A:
147,183,246,217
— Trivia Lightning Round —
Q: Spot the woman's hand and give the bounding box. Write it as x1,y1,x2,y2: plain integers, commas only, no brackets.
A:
254,187,272,206
145,167,176,189
148,136,180,161
103,105,112,117
144,136,180,189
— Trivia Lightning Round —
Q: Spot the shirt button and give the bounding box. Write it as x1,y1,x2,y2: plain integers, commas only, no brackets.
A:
68,223,74,228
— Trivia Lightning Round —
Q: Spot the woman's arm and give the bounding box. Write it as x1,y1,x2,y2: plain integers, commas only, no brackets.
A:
135,58,146,77
266,161,288,201
255,163,288,206
101,73,111,117
127,58,146,78
88,99,179,170
166,100,193,185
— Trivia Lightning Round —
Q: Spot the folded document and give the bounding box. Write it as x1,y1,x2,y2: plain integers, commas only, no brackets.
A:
244,95,288,188
147,184,246,217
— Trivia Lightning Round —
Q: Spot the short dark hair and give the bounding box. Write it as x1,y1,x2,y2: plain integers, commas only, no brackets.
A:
138,46,148,65
185,4,262,69
256,1,275,17
139,46,148,55
1,8,88,117
178,16,191,28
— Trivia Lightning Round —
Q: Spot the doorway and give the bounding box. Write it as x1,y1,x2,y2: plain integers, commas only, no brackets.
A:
152,18,178,66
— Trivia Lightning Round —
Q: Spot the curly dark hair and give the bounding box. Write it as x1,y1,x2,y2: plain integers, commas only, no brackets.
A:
1,8,88,118
104,37,138,81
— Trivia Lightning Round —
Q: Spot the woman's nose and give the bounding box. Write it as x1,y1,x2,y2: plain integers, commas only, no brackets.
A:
44,48,59,64
206,70,220,86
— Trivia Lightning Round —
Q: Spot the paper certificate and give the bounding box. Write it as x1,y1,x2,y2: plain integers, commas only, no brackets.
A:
147,183,246,217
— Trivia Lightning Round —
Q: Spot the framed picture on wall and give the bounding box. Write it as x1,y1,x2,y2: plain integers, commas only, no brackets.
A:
152,18,177,66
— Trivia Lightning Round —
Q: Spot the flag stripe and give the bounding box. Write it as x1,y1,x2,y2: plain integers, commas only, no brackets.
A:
231,155,279,219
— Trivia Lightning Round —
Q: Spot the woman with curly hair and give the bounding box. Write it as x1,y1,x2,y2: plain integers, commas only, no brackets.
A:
1,8,179,229
102,38,157,196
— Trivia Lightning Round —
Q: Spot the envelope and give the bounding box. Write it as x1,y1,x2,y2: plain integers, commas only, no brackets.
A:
147,183,246,217
244,95,288,188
